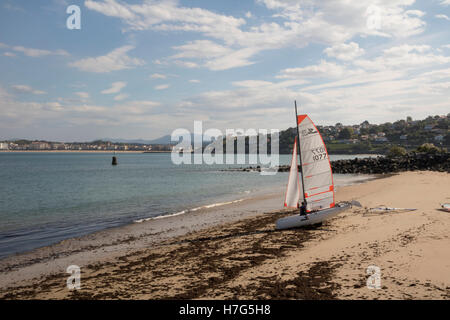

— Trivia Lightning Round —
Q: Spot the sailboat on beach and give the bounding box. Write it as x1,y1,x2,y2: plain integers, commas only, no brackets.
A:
276,102,354,229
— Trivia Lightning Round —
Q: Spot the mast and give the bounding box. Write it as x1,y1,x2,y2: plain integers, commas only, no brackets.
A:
294,101,306,210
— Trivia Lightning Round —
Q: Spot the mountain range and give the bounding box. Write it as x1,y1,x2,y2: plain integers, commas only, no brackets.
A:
102,133,212,145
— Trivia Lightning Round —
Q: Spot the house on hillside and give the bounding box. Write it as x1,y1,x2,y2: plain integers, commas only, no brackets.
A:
434,135,444,142
375,137,388,143
360,135,369,141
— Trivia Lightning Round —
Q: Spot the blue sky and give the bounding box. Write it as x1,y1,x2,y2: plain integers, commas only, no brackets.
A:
0,0,449,141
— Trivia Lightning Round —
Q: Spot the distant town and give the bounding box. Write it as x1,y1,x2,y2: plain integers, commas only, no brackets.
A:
0,140,172,152
1,114,449,154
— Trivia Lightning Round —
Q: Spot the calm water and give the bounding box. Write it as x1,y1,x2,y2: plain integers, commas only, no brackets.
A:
0,152,376,259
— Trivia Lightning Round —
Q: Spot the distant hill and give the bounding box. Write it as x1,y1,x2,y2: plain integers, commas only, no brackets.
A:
103,133,211,145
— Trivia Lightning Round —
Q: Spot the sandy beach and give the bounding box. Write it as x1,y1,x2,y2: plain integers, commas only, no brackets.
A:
0,171,449,300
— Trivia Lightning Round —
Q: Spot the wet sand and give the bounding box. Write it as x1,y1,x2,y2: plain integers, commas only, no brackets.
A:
0,171,449,299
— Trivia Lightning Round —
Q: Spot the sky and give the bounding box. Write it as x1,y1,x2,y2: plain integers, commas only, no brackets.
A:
0,0,449,142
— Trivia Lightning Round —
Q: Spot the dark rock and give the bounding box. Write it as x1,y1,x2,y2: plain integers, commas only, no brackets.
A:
227,152,449,174
331,152,449,174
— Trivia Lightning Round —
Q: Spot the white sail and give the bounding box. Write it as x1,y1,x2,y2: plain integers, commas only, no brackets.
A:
297,115,335,212
284,137,302,208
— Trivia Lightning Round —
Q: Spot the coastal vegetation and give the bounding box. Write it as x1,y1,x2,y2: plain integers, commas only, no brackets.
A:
279,114,449,155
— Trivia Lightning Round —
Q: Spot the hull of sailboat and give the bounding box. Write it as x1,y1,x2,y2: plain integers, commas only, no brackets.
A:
276,203,350,230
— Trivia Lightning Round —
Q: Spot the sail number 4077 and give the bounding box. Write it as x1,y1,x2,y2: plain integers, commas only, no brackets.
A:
311,147,327,161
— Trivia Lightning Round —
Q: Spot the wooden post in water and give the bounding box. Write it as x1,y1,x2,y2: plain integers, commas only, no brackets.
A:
112,154,118,165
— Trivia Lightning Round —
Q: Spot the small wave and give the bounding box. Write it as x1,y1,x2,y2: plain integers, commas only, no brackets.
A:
133,198,246,223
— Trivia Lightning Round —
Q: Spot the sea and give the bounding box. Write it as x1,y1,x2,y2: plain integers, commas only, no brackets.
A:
0,152,378,259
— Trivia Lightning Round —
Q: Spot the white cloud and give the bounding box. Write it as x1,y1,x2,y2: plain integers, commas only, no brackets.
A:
69,46,145,73
180,86,297,111
232,80,274,88
204,47,257,70
171,40,232,60
12,46,69,57
169,40,256,70
114,93,129,101
75,91,90,99
440,0,450,6
245,11,252,18
435,14,450,20
154,84,170,90
150,73,167,79
178,41,450,127
354,45,450,70
0,42,69,57
258,0,426,39
189,79,200,83
85,0,426,71
101,81,127,94
11,85,46,95
277,60,352,79
0,86,11,100
3,52,16,57
173,60,199,68
85,0,245,35
46,102,64,111
0,84,164,132
324,42,365,61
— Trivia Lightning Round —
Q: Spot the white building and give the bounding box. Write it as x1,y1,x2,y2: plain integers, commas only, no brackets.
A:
434,135,444,142
0,142,9,150
29,142,50,150
375,137,388,142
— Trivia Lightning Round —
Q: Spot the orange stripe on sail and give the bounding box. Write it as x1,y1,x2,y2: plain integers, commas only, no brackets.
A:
304,188,333,198
297,115,308,124
308,116,335,206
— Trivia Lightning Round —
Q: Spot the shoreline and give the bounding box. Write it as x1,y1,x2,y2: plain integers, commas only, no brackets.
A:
0,171,449,299
0,150,173,153
0,173,378,263
0,150,381,155
0,189,287,287
0,174,379,288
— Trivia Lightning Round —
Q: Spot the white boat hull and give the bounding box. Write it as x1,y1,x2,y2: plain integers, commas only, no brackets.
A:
276,203,350,230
